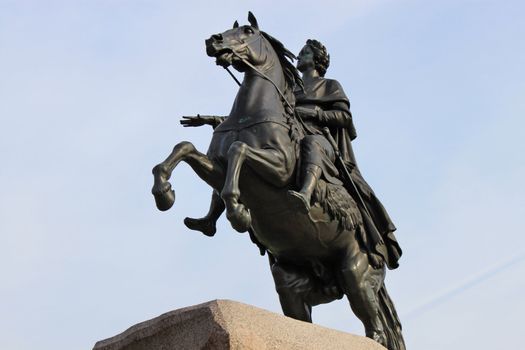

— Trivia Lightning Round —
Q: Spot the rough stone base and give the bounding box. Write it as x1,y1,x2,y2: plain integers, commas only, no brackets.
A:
93,299,386,350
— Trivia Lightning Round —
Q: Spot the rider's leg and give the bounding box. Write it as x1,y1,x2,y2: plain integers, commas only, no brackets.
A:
288,135,333,213
287,163,321,213
184,190,225,236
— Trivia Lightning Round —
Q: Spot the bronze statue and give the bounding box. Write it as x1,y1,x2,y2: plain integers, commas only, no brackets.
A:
152,12,404,349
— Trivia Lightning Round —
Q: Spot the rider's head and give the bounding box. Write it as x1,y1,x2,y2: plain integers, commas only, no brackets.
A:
297,39,330,76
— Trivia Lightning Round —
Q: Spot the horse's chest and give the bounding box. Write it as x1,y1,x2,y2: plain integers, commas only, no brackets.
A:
207,122,290,163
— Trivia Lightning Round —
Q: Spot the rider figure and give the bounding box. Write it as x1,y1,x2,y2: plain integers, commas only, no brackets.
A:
182,39,400,269
287,39,354,213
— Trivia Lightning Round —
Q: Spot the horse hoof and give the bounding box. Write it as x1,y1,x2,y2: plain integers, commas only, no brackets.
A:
227,204,251,233
152,182,175,211
184,217,216,237
369,331,388,347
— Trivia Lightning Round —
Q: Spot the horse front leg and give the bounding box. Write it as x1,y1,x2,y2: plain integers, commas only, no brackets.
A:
221,141,291,232
152,141,224,211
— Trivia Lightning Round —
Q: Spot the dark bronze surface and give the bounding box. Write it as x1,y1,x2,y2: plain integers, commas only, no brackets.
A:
152,12,404,349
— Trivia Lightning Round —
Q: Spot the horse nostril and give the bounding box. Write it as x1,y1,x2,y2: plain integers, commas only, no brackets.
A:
211,33,223,42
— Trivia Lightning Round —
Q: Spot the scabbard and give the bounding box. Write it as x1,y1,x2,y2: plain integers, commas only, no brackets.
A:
321,128,385,247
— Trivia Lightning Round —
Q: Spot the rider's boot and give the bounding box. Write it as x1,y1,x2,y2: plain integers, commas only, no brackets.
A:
287,164,322,214
184,191,225,237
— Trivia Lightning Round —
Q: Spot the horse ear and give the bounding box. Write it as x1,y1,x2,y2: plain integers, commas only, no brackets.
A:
233,20,239,28
248,11,259,29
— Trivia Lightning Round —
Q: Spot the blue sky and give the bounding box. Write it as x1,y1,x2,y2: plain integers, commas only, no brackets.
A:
1,1,524,349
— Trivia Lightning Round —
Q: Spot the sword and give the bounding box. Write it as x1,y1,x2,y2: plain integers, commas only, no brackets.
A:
323,127,384,244
321,127,375,224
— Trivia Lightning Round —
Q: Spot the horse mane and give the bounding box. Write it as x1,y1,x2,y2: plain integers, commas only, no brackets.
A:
261,31,304,93
260,31,305,149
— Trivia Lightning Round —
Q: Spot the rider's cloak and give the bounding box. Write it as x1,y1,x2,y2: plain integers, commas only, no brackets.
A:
295,77,402,269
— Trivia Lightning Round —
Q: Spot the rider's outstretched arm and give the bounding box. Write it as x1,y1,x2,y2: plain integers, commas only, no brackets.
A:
209,116,226,129
180,115,227,129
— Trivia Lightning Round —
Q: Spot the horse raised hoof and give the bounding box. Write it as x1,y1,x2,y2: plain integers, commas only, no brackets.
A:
226,203,252,233
184,217,216,237
152,181,175,211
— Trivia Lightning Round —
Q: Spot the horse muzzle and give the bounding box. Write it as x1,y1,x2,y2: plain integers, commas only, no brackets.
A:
206,45,233,68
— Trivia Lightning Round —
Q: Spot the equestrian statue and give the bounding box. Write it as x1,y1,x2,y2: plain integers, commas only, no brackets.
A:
152,12,405,349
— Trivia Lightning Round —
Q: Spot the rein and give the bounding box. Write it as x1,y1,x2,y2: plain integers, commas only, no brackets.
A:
224,66,242,86
231,51,294,113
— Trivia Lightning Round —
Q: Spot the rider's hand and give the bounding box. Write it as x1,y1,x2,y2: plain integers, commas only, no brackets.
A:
295,106,318,120
180,115,213,127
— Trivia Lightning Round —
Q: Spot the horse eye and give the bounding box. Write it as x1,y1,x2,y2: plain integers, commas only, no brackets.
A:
244,27,254,35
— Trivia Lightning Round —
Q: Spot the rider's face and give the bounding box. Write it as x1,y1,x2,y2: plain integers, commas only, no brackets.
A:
297,45,315,72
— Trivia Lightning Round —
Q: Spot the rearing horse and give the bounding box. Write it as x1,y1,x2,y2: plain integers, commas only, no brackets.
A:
151,13,404,350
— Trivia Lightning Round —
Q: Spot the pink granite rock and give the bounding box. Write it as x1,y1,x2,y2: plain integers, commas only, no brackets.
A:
93,299,386,350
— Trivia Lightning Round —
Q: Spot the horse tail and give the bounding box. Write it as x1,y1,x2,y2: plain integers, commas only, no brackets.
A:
377,284,406,350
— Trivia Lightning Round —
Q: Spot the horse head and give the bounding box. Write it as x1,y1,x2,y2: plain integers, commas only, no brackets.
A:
206,12,272,72
206,12,303,114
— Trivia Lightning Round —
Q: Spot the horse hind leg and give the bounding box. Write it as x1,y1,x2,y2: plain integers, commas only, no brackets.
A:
337,252,389,347
270,262,313,323
152,141,224,211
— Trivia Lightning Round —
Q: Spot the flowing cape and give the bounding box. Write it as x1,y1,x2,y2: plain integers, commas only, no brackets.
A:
296,78,402,269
